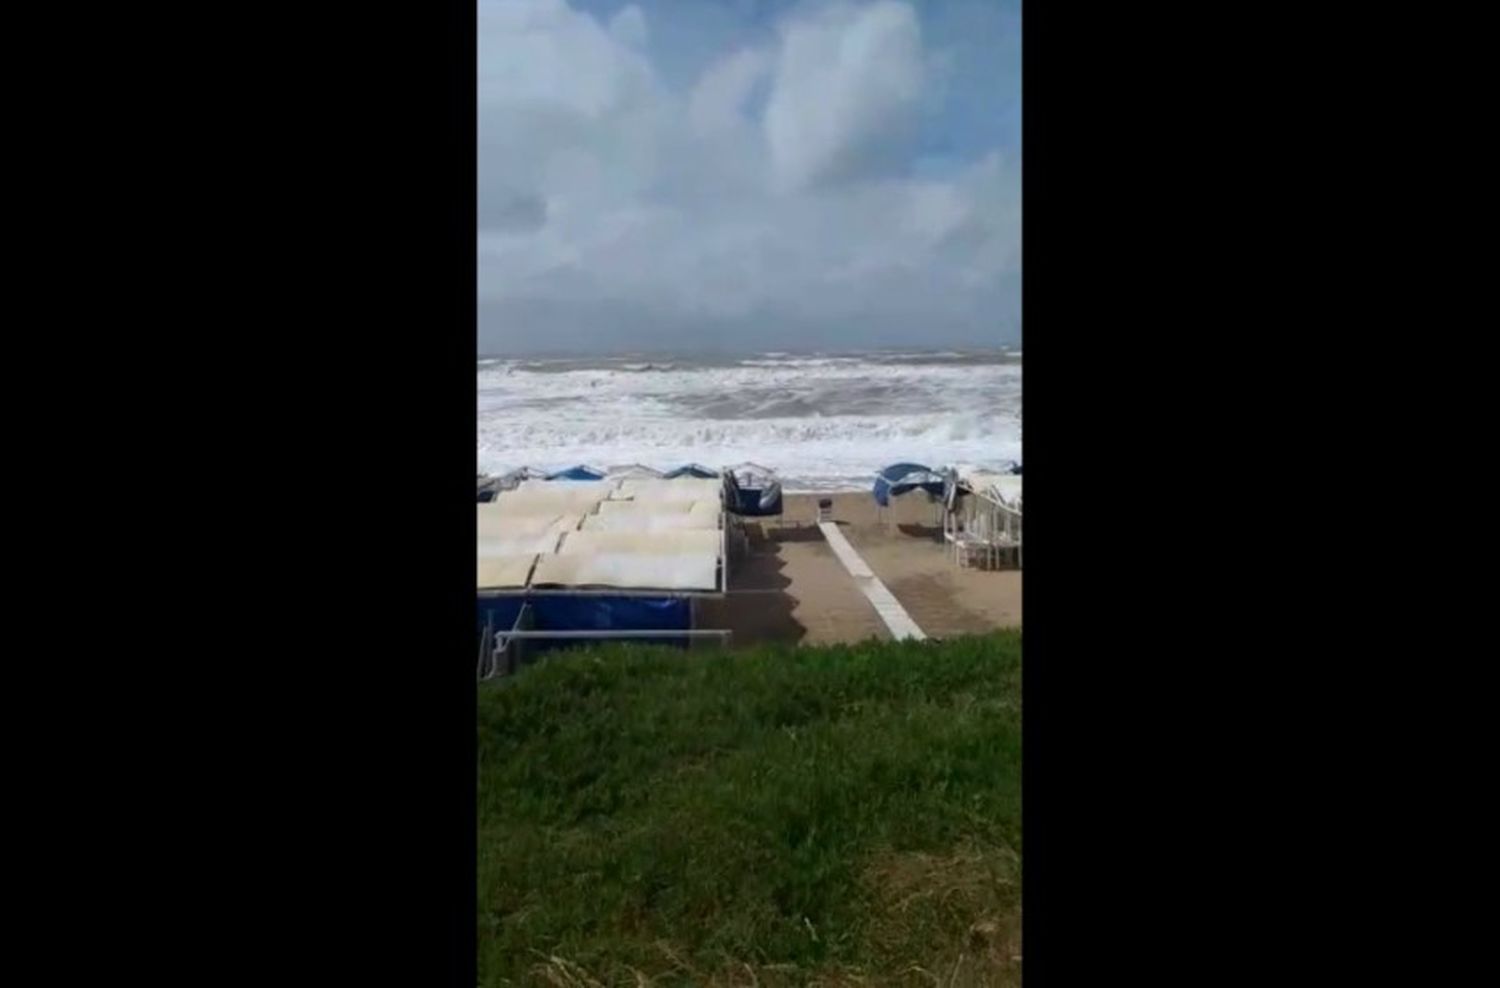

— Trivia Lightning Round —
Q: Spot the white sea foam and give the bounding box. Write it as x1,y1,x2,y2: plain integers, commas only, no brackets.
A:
477,351,1021,490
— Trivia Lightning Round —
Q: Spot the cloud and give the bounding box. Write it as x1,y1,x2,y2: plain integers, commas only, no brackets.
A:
477,0,1020,353
607,4,649,49
688,47,770,136
479,191,549,233
763,0,924,191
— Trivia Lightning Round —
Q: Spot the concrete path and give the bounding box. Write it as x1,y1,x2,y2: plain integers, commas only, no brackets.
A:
817,522,926,641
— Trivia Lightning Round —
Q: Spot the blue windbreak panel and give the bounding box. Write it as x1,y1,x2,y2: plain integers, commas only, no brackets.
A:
476,595,525,636
528,595,692,653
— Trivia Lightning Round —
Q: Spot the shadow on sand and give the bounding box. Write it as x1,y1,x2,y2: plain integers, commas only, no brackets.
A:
696,522,807,645
763,523,827,544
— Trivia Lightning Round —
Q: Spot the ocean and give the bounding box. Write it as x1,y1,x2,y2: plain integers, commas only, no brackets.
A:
476,348,1021,492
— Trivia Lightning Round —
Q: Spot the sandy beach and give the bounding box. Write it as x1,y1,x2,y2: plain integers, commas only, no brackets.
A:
697,491,1020,646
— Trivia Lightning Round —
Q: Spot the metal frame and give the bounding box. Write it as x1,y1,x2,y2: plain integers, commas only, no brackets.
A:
477,609,497,680
720,481,728,590
483,623,734,682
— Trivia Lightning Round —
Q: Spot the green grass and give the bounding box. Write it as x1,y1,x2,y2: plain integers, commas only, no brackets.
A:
478,631,1021,987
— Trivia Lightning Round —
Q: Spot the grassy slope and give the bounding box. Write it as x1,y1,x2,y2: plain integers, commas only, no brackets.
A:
478,632,1021,986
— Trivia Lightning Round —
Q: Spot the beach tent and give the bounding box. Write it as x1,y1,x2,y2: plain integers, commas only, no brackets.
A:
480,468,544,499
724,463,783,517
943,468,1022,569
546,464,608,481
662,463,719,479
497,466,546,486
582,502,720,531
954,466,1022,508
612,477,723,503
606,463,663,478
477,469,731,666
872,463,946,507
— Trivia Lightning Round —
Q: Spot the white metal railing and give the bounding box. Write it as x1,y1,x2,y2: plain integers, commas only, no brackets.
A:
477,610,498,680
479,601,733,681
944,489,1022,570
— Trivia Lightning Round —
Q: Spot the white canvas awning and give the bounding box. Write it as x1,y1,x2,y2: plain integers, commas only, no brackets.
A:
478,533,564,557
475,482,724,593
529,551,718,591
515,478,618,498
610,478,723,503
491,488,607,515
581,508,719,532
597,498,691,514
557,529,721,556
584,499,720,530
957,469,1022,508
476,554,539,590
477,506,583,538
605,464,663,478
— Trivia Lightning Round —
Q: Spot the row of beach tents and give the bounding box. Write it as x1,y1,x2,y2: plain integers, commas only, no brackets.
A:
872,461,1023,509
478,460,1021,515
478,462,784,517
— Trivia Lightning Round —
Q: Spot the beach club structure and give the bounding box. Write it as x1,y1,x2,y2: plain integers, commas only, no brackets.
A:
871,461,1023,571
940,464,1022,570
477,459,1019,675
476,463,782,677
871,462,948,527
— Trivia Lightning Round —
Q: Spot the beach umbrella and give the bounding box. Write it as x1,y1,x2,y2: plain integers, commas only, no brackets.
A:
872,463,946,507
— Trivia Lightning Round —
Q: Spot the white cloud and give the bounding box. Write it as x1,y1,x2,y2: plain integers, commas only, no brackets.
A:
608,4,649,50
688,47,770,137
763,0,924,191
477,0,657,118
477,0,1019,351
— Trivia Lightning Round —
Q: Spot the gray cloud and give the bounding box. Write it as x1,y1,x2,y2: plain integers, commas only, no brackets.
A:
479,190,548,232
477,0,1019,353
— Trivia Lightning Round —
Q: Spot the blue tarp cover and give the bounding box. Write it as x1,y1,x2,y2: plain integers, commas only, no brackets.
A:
872,462,946,507
530,595,688,631
530,595,692,651
546,464,607,481
725,469,783,516
476,595,525,635
477,594,694,652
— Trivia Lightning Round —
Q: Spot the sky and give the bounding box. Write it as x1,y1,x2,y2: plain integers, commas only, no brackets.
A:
477,0,1021,354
